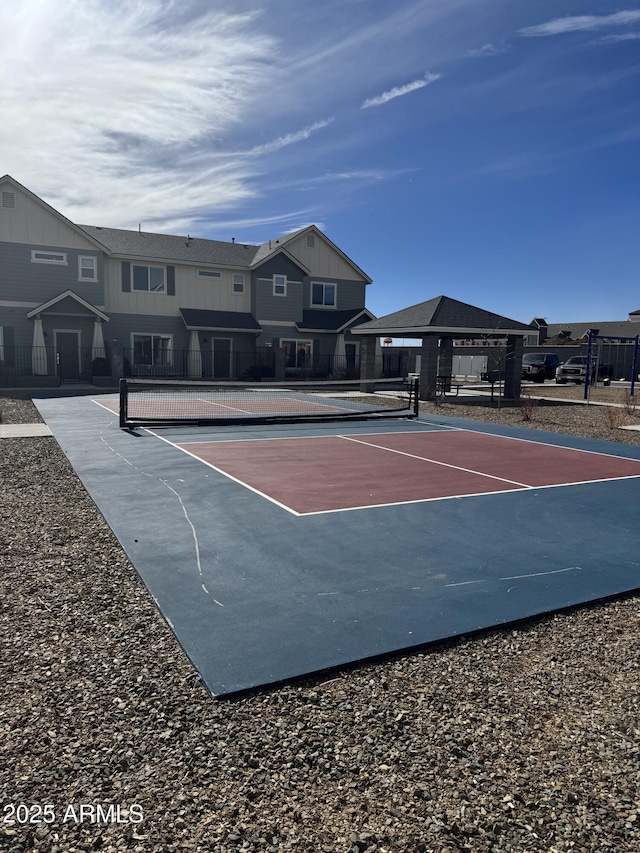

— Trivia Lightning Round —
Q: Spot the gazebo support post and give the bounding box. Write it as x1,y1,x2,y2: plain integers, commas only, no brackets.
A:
439,337,453,379
359,336,377,391
419,335,439,400
503,335,523,399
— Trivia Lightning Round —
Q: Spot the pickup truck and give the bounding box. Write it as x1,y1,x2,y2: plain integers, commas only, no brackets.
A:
555,356,614,384
521,352,561,383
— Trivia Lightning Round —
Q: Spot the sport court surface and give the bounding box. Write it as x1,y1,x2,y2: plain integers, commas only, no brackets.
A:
35,392,640,696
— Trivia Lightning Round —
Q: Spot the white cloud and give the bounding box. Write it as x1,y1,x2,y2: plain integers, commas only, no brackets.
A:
594,31,640,44
0,0,279,228
361,73,441,109
245,119,335,156
519,11,640,38
467,43,507,58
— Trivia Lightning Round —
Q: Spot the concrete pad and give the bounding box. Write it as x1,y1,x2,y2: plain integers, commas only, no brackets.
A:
0,423,52,438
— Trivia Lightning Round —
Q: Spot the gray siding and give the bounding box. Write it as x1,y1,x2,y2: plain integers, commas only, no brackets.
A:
0,241,105,306
254,278,303,323
105,313,188,353
0,311,32,347
303,277,366,312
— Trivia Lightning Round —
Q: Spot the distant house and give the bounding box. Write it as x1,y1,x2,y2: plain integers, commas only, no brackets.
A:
0,175,374,383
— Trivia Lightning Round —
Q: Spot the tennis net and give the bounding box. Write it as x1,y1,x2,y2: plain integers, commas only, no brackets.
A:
119,376,419,428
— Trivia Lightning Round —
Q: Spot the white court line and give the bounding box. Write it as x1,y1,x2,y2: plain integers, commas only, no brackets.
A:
434,422,640,464
339,434,533,489
144,428,302,516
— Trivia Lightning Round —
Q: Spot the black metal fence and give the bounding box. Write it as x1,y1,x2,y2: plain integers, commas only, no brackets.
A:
0,346,410,384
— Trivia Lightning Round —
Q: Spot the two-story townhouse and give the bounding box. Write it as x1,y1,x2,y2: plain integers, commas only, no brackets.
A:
0,175,375,384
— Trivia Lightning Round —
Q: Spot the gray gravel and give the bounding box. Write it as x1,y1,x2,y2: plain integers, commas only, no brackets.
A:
1,392,638,852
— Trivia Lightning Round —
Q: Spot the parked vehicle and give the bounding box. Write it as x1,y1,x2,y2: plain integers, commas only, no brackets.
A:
555,356,614,384
521,352,561,383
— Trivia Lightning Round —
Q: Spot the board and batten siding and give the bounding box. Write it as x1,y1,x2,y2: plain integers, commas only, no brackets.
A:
102,258,251,315
285,232,369,282
0,182,101,250
0,241,105,306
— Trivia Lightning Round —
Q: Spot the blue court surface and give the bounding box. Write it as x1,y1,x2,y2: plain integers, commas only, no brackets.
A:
35,393,640,696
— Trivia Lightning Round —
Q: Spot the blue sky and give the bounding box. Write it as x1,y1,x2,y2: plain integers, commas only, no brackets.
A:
2,0,639,325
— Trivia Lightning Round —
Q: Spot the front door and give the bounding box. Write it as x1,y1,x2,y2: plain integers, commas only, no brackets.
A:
56,331,81,382
212,338,231,378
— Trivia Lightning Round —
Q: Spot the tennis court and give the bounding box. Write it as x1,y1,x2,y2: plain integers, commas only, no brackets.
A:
34,386,640,696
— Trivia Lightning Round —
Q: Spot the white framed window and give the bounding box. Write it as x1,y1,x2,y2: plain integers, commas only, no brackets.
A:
273,274,287,296
198,270,221,278
78,256,97,281
31,250,67,265
311,282,336,307
306,234,315,249
282,339,311,370
132,264,165,292
131,333,172,367
233,274,244,293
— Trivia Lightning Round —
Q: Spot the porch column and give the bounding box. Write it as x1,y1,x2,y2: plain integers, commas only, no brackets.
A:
32,315,48,375
419,335,439,400
91,320,105,359
504,335,523,399
188,330,202,379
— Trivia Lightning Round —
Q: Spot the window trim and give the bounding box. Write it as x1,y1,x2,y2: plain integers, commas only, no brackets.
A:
197,270,221,278
273,274,287,297
31,250,67,265
130,332,173,366
78,255,98,282
232,274,245,294
132,263,166,293
310,281,336,308
281,338,312,370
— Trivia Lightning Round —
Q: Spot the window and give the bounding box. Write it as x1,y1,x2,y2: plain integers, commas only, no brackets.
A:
78,256,97,281
273,274,287,296
31,250,67,265
306,234,315,249
198,270,221,278
233,274,244,293
2,191,16,210
132,334,171,366
311,282,336,307
282,339,311,370
133,264,165,292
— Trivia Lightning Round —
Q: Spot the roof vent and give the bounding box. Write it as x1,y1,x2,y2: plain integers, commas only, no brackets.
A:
1,190,16,209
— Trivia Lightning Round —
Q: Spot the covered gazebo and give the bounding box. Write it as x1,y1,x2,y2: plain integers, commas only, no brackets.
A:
353,295,535,400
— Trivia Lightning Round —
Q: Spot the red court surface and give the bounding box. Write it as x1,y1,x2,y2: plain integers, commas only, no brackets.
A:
176,428,640,515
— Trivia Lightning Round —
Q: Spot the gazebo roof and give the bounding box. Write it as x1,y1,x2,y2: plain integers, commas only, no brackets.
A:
353,295,534,337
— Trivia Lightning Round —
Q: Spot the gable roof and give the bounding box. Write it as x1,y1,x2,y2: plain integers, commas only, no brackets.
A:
251,225,372,283
543,319,640,342
1,175,109,252
26,289,109,322
353,296,534,336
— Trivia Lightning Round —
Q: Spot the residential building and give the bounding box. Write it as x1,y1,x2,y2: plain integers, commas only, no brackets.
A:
0,175,375,384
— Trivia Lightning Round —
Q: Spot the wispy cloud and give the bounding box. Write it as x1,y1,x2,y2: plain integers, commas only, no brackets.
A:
361,73,441,109
519,11,640,38
467,43,507,58
245,119,335,156
0,0,280,228
594,31,640,44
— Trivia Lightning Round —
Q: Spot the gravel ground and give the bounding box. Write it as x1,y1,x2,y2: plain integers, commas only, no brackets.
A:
1,391,638,853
